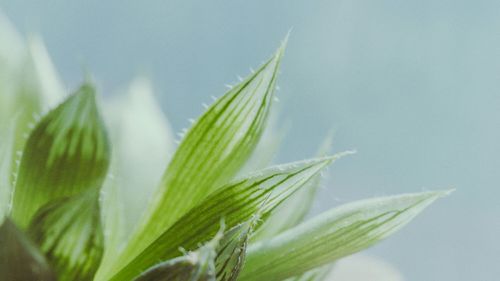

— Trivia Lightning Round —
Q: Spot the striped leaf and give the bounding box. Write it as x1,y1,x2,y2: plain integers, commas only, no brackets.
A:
132,232,221,281
27,190,104,281
239,190,452,281
11,83,111,227
123,42,286,263
105,154,345,281
215,219,256,281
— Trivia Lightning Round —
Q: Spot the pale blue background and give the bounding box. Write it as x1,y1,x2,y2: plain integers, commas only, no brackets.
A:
2,1,499,280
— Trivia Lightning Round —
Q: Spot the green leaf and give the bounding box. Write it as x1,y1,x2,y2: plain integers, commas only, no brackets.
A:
25,36,67,110
11,83,111,227
0,17,66,154
95,174,127,280
0,121,16,219
27,190,104,281
215,218,256,281
125,42,286,261
238,190,453,281
105,154,345,281
252,134,335,241
0,13,25,129
132,231,222,281
0,12,25,69
104,77,174,233
326,254,403,281
0,218,56,281
285,265,334,281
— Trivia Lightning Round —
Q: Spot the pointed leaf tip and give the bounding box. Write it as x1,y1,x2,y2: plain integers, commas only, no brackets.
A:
215,219,256,281
120,41,287,266
132,234,219,281
11,83,110,227
239,190,451,281
252,139,345,241
108,156,343,281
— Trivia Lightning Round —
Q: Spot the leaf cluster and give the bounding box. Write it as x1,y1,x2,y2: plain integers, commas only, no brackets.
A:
0,15,451,281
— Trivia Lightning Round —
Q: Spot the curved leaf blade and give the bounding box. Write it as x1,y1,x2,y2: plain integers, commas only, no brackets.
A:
132,232,221,281
104,77,174,232
125,42,286,261
11,83,111,227
0,121,16,219
0,12,26,129
27,190,104,281
106,154,346,281
94,174,127,280
26,36,67,110
215,219,255,281
239,190,453,281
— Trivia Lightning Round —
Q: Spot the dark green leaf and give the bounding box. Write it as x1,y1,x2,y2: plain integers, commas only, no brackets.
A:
215,219,255,281
11,83,111,227
28,190,104,281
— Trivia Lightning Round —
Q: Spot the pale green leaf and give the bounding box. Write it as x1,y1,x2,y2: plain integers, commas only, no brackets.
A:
252,134,335,241
94,173,127,280
104,77,174,232
239,190,453,281
121,42,286,267
105,154,345,281
0,12,25,69
0,15,65,150
0,13,25,128
0,218,56,281
132,231,222,281
0,17,39,156
27,190,104,281
25,35,67,110
326,254,403,281
0,121,16,219
286,264,333,281
0,23,65,114
11,83,111,227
